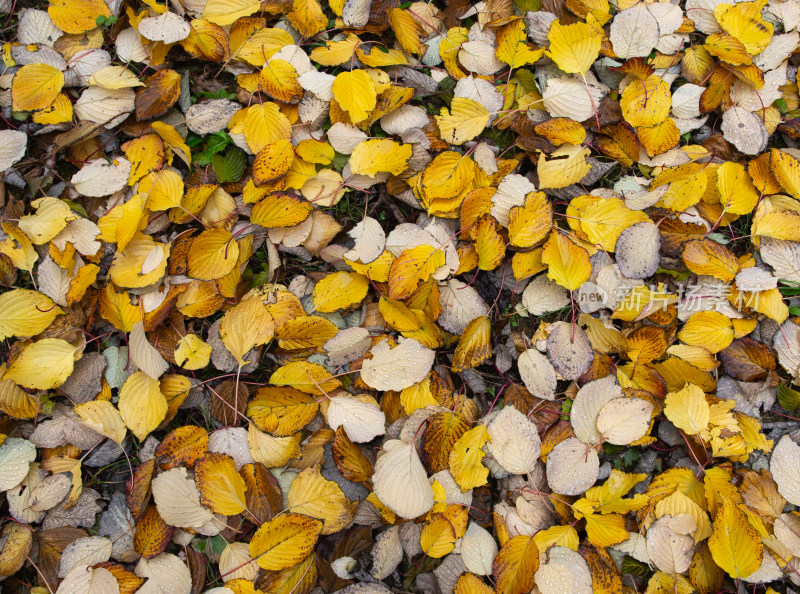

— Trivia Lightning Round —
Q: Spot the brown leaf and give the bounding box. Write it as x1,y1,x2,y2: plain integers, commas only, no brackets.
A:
127,459,155,521
133,505,174,559
135,69,182,121
211,379,249,426
719,337,776,382
241,462,283,524
154,425,210,470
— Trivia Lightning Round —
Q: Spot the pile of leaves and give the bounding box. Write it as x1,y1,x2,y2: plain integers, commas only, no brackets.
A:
3,0,800,591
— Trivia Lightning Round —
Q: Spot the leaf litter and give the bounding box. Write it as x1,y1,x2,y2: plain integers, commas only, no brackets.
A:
1,0,800,592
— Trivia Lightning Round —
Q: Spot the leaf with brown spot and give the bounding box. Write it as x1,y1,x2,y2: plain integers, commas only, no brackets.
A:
126,459,155,521
133,505,174,559
421,411,470,474
492,535,539,594
682,238,738,282
332,426,373,483
736,468,786,522
97,563,144,594
257,552,318,594
154,425,210,470
247,386,319,437
241,462,283,524
579,544,623,594
135,69,182,121
37,527,87,590
718,337,776,382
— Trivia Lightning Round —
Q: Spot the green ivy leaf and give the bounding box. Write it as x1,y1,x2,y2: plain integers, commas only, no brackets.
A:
778,383,800,412
213,147,246,183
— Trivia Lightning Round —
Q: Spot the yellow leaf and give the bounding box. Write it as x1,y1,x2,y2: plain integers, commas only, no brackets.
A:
98,284,140,333
573,499,629,547
118,371,168,441
97,195,147,251
620,75,671,127
12,63,64,112
219,296,275,367
577,197,649,252
151,121,192,166
74,400,127,444
312,271,369,313
140,169,184,211
3,338,80,390
496,19,544,68
0,290,63,340
287,0,327,38
31,93,73,125
449,425,491,491
474,215,505,271
18,197,76,245
714,0,773,55
541,230,591,291
678,311,734,354
108,235,170,289
195,453,248,515
584,470,648,514
310,34,361,67
389,8,425,55
187,228,240,281
88,65,145,89
708,497,763,578
532,525,580,552
249,513,322,570
655,490,713,543
435,98,490,146
331,70,376,123
259,60,303,104
288,466,355,534
252,140,294,186
537,144,591,189
389,245,445,300
251,191,312,227
545,19,601,75
270,361,342,395
452,316,492,372
247,386,319,436
202,0,260,25
664,383,710,436
681,239,737,282
492,535,539,594
48,0,110,33
770,148,800,200
174,334,212,370
507,191,552,249
180,19,229,62
349,140,412,176
421,504,469,558
717,161,760,215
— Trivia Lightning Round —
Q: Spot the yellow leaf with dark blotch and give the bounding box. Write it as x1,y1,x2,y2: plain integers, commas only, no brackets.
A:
704,33,752,66
312,271,369,313
31,92,73,124
449,425,491,491
287,0,327,38
251,191,313,228
135,69,182,121
122,135,165,185
154,425,209,470
0,289,63,340
259,60,304,103
681,239,737,282
240,462,283,524
664,383,710,436
269,361,342,395
134,506,174,559
626,325,666,365
538,144,592,189
474,215,505,271
195,453,248,515
452,316,492,372
421,504,469,558
546,19,601,75
455,573,494,594
534,117,587,146
708,497,763,578
541,230,591,291
219,296,275,367
12,64,64,112
496,19,544,68
276,315,339,351
689,543,726,594
332,426,373,482
258,552,318,594
620,75,671,127
714,0,773,55
247,386,319,436
492,535,539,594
770,148,800,200
0,523,32,577
48,0,110,33
507,191,552,249
349,139,412,176
435,98,490,146
174,334,212,370
118,371,168,441
252,140,294,186
249,513,322,570
187,228,239,281
717,161,760,215
388,8,425,55
331,70,376,123
389,245,445,300
421,412,470,474
181,19,229,62
287,466,355,534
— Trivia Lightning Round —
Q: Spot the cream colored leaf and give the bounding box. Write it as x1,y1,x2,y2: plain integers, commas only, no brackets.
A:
486,405,541,475
326,396,386,443
596,397,653,445
129,322,169,379
360,338,435,391
151,467,214,529
546,437,600,496
373,439,433,519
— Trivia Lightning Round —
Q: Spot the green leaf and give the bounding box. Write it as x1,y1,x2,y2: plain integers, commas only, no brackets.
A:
195,131,232,166
778,383,800,412
212,147,246,183
621,556,652,578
